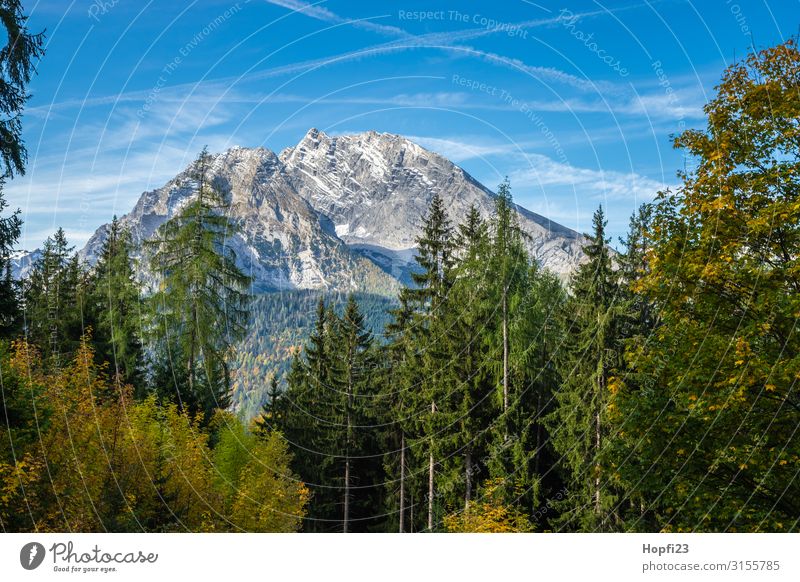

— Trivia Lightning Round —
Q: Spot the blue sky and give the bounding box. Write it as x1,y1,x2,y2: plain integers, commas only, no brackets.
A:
6,0,797,250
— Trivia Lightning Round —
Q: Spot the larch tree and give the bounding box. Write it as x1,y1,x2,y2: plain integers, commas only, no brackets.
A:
147,147,252,419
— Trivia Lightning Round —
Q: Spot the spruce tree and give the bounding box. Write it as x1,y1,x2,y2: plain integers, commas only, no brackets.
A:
147,147,251,419
379,294,417,532
90,217,145,393
483,180,534,504
448,205,494,510
0,0,44,180
255,374,283,436
545,205,622,531
0,191,21,339
334,295,379,532
280,298,340,531
22,228,85,365
405,193,455,531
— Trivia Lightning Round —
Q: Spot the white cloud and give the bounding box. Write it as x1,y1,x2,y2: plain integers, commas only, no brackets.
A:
264,0,410,37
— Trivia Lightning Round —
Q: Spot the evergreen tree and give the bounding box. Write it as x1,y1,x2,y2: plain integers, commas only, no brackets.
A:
0,0,45,180
90,217,145,393
378,294,417,532
483,180,535,504
401,192,455,531
147,147,252,419
448,205,494,510
546,205,623,531
22,228,85,364
334,295,380,532
279,298,341,531
0,191,21,339
255,374,283,436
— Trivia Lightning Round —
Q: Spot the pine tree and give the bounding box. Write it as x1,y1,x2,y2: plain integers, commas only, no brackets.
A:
90,217,145,393
401,192,455,531
22,228,85,365
546,205,622,531
0,191,21,339
147,147,252,419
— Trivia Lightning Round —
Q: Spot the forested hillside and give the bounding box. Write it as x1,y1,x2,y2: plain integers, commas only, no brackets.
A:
231,291,397,418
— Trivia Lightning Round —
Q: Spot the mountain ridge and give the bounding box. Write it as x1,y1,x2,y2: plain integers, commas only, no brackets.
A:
69,129,586,292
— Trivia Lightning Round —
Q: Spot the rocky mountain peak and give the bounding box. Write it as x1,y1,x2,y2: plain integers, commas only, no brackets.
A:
73,129,587,293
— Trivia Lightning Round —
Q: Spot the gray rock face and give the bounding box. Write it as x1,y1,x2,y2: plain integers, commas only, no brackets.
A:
279,128,587,281
79,129,588,293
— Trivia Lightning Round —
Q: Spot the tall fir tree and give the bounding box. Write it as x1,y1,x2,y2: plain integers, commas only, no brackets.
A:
0,191,21,339
90,217,145,394
0,0,44,179
279,298,341,531
401,192,455,531
483,180,534,503
147,147,251,419
546,205,623,531
448,204,494,510
22,228,86,365
334,295,380,532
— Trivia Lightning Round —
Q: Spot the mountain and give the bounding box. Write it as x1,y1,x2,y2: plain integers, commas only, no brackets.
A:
80,145,399,295
80,129,587,293
9,248,41,281
279,129,585,282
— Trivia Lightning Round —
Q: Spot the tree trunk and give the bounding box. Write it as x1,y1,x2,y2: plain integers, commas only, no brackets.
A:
502,289,509,413
428,399,435,532
465,449,472,510
595,354,604,518
428,447,434,532
187,302,197,405
535,390,543,476
343,456,350,533
399,433,406,533
344,368,353,533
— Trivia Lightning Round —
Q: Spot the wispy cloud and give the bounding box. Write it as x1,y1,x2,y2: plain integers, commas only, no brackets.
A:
263,0,410,38
408,135,670,202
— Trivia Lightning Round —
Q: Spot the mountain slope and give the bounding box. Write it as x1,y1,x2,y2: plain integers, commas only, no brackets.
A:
80,146,400,295
80,129,587,293
280,128,585,281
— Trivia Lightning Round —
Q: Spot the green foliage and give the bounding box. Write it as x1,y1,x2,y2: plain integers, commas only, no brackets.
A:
546,206,625,531
0,336,307,532
0,190,21,339
147,147,252,418
229,290,395,419
0,0,45,180
22,228,88,365
89,217,145,393
610,39,800,532
4,37,800,535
